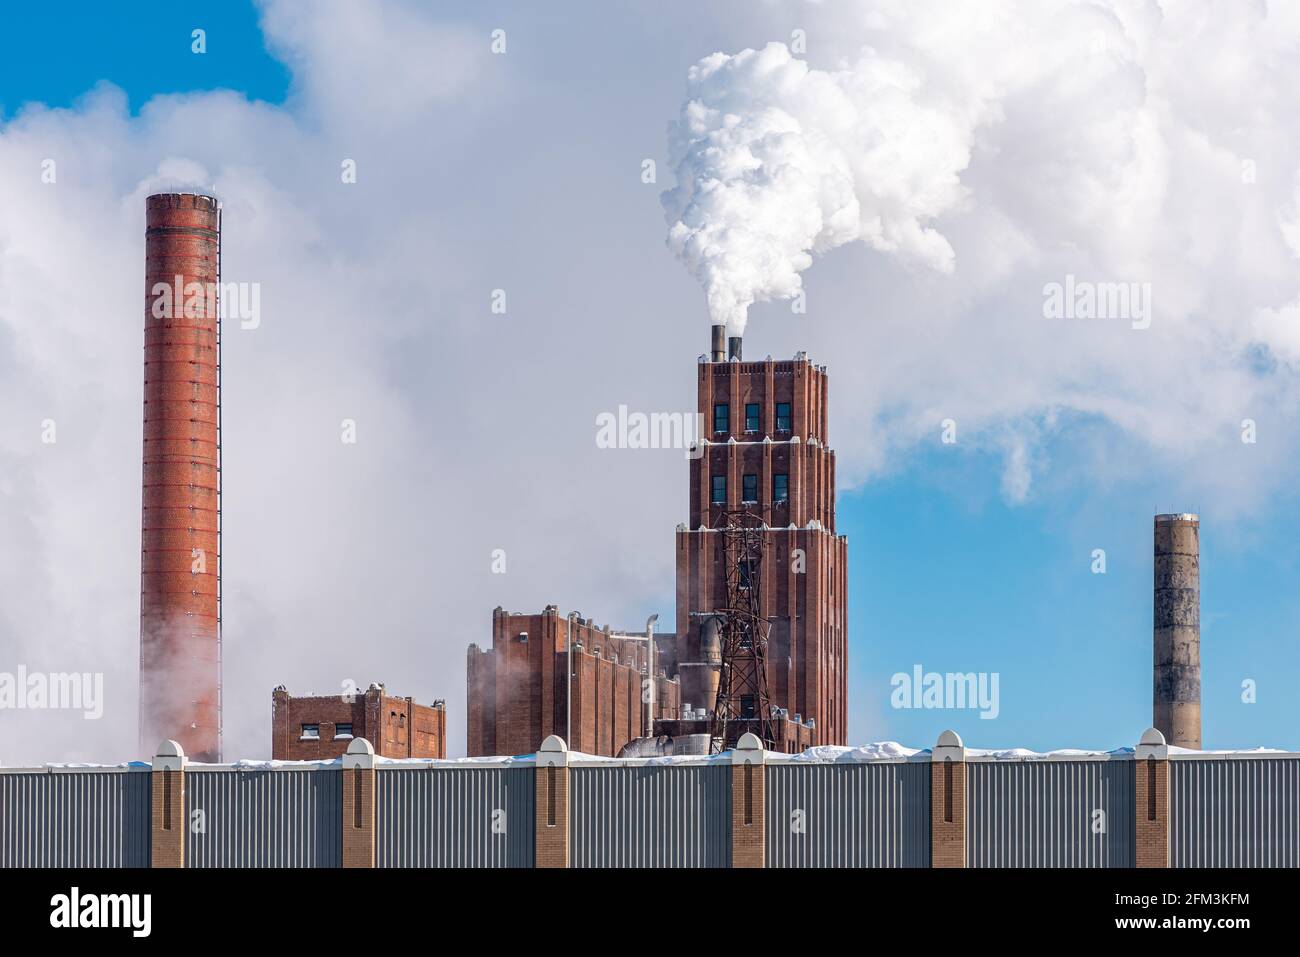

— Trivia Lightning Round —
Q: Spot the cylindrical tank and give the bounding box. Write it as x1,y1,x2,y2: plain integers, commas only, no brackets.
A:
139,193,222,761
1154,513,1200,749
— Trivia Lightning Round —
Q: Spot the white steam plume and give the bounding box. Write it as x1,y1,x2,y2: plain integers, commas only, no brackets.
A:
662,42,971,334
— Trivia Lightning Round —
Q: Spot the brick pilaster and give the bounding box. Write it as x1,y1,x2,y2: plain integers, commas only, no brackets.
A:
931,730,966,868
731,732,765,868
150,740,186,868
536,735,570,868
1135,727,1170,868
342,737,376,868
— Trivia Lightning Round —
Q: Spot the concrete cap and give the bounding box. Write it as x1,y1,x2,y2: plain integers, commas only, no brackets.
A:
933,729,965,762
732,732,766,765
152,740,186,772
1136,727,1168,760
537,734,570,768
1154,513,1199,523
342,736,376,770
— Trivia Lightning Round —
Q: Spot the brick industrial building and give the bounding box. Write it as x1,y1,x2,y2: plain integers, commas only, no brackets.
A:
467,607,681,757
662,331,847,746
466,328,847,755
271,684,446,760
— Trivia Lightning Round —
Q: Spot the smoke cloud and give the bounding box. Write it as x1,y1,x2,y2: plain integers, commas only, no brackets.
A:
661,42,969,333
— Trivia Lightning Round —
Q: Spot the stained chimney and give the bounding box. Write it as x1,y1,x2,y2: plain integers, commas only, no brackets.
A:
1153,513,1201,749
711,324,726,362
728,335,743,361
140,192,222,761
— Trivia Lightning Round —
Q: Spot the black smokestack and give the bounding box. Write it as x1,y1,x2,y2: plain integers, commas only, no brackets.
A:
711,324,726,362
728,335,743,361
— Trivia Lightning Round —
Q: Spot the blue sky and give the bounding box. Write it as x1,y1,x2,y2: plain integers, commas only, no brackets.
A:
0,3,288,117
3,1,1300,760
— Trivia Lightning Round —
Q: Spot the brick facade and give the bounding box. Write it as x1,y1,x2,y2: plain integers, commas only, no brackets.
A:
341,739,376,868
535,736,570,868
149,740,186,869
930,731,966,868
271,685,446,760
467,606,681,757
1135,728,1170,867
730,734,765,868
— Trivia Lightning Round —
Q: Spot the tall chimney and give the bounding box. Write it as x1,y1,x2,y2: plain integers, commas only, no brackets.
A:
711,324,726,362
727,335,743,361
1153,513,1201,749
140,193,222,761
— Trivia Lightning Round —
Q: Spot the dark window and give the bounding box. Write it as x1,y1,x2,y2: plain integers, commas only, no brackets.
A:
740,694,756,719
739,561,753,590
742,473,758,503
774,473,789,503
301,723,320,740
776,402,792,431
745,403,759,432
334,723,353,738
711,475,726,504
713,403,729,434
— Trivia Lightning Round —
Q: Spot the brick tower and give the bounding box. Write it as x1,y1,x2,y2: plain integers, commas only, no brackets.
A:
139,193,222,761
672,327,848,746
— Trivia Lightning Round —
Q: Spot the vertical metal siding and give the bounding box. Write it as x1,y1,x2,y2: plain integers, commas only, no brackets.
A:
1172,759,1300,867
376,766,534,867
765,762,930,867
185,768,341,867
968,760,1134,867
0,771,150,868
569,765,731,868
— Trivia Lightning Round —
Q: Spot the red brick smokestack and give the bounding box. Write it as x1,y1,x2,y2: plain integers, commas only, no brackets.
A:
140,193,222,761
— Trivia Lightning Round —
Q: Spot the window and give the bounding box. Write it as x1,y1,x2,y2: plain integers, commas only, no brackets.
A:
334,723,353,739
711,475,727,504
739,561,753,590
776,402,792,431
742,473,758,503
745,402,759,432
713,403,729,434
300,723,320,740
740,694,756,719
774,473,789,503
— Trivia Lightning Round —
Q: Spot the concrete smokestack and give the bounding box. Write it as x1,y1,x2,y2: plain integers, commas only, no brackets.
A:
711,324,726,362
728,335,742,361
140,193,222,761
1153,513,1200,749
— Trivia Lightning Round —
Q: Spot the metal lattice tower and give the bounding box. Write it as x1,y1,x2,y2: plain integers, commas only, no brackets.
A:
710,509,775,752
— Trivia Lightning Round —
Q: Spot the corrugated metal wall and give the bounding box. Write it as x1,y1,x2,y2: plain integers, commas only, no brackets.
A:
0,770,150,868
376,766,534,867
569,765,731,867
1172,759,1300,867
968,760,1134,867
765,762,930,867
185,768,341,867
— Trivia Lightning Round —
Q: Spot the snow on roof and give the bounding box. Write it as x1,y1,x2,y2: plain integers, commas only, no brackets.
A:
777,742,926,763
8,742,1300,772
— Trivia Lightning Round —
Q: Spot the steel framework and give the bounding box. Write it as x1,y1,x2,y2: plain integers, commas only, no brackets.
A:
709,509,775,752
